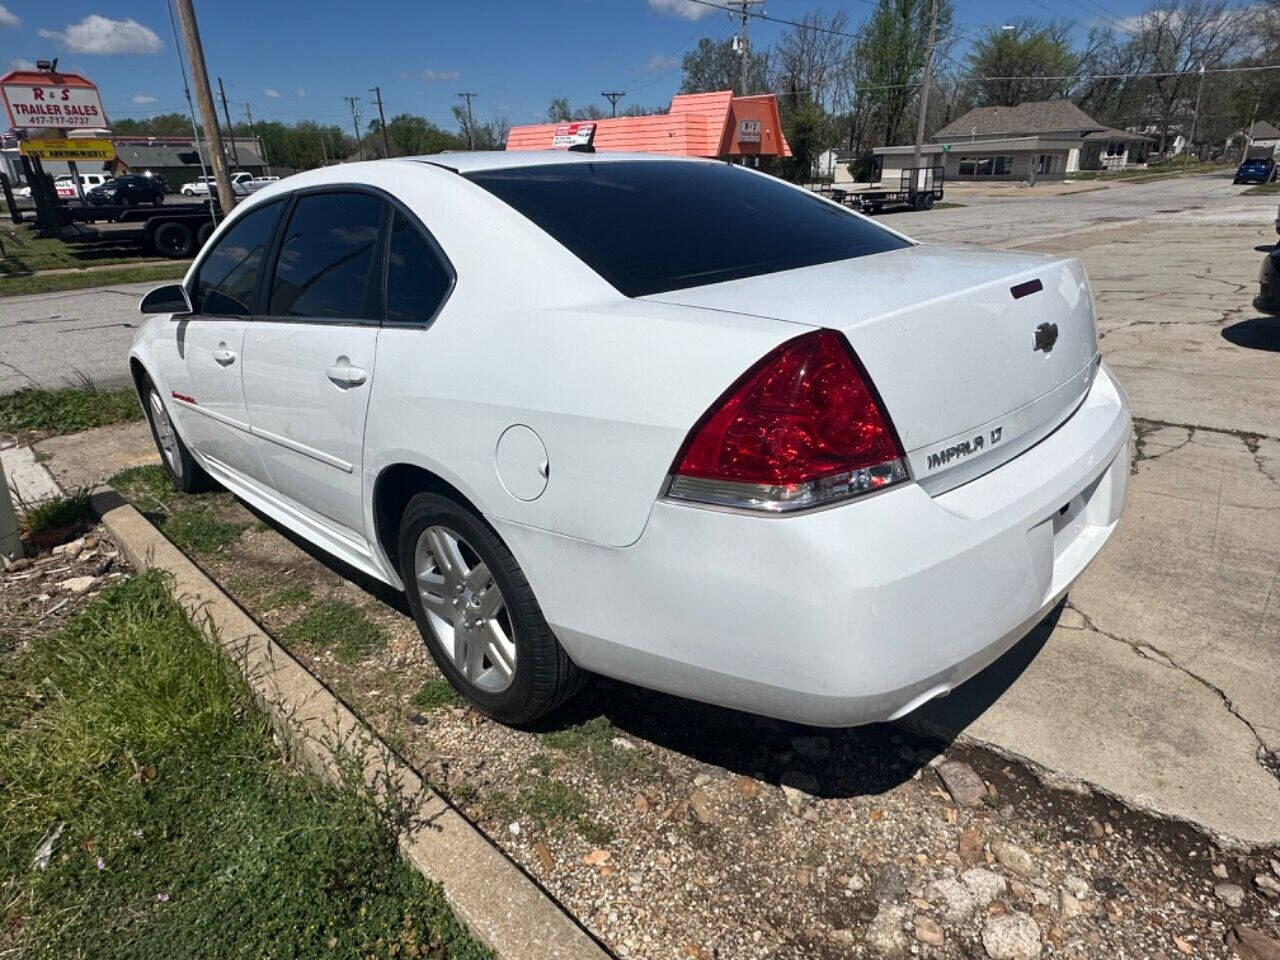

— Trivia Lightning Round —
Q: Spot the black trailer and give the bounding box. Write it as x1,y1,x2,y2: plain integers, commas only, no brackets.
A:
63,202,221,258
852,165,944,214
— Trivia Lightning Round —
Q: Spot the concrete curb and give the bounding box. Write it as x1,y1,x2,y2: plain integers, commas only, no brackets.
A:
94,489,611,960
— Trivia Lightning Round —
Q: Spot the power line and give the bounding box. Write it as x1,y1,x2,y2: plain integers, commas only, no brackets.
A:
679,0,864,39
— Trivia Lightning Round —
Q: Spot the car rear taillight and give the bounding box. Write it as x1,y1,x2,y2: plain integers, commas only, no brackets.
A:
665,329,908,512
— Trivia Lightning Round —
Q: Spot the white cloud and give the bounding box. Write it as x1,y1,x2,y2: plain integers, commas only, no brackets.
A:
131,94,158,104
0,5,21,29
641,52,678,73
9,58,36,70
296,88,306,98
39,15,163,54
420,69,461,81
264,88,281,98
647,0,717,21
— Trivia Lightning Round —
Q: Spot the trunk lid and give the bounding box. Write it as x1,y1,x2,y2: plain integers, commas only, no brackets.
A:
646,244,1099,493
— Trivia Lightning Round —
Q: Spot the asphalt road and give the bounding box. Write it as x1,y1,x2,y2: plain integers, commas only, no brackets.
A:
0,280,155,393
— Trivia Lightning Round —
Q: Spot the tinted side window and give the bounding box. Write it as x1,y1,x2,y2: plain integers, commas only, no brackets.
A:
268,192,384,320
385,211,452,325
191,199,282,316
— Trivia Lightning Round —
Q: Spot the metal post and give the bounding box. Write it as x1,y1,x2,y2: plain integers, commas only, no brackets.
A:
173,0,237,211
244,102,270,175
0,455,24,565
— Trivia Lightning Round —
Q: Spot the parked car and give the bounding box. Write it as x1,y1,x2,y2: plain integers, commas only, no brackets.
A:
46,172,110,199
1233,157,1277,184
243,175,281,193
86,175,166,207
181,172,253,197
1254,246,1280,314
130,154,1131,727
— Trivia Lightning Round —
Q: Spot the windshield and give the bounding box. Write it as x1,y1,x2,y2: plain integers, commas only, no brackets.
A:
466,160,910,297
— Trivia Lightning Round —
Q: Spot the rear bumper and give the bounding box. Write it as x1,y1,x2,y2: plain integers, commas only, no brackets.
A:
496,364,1131,727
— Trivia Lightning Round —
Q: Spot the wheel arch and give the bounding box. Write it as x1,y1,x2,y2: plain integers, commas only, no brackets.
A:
371,461,490,578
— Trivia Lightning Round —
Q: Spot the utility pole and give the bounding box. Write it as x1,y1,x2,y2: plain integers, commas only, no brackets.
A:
344,96,363,160
217,77,241,168
243,102,270,175
457,92,478,150
369,86,391,157
1186,62,1206,169
728,1,763,95
912,0,939,175
173,0,237,210
602,91,625,118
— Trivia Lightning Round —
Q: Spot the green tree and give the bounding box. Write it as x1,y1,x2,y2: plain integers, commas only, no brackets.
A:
858,0,954,145
679,37,769,95
964,21,1078,106
779,93,831,181
547,97,571,122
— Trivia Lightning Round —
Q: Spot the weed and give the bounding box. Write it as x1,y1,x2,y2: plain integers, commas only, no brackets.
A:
17,488,93,536
483,779,612,842
529,752,553,776
0,572,490,960
0,385,141,440
412,676,461,712
281,600,387,663
539,715,658,782
109,464,173,502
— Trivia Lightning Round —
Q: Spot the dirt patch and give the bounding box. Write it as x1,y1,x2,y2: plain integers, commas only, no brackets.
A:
97,468,1280,960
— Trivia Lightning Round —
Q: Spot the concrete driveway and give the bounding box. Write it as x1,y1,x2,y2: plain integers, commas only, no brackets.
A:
18,170,1280,847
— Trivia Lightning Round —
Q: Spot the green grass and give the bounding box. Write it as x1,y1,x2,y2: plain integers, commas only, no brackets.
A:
281,600,387,663
0,572,491,960
1244,181,1280,195
411,677,462,712
0,384,142,440
1,262,190,297
269,584,313,608
109,464,248,555
0,223,174,276
18,488,93,536
538,715,658,782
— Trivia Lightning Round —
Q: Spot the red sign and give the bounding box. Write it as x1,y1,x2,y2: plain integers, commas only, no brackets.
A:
0,70,108,130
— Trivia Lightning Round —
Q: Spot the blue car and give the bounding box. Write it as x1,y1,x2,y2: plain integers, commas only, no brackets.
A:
1234,157,1276,184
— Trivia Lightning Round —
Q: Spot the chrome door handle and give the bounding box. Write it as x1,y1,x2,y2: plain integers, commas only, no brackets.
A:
325,361,367,388
212,345,237,366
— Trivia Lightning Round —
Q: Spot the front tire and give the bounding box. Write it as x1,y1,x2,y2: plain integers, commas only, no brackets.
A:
140,378,213,493
398,492,584,725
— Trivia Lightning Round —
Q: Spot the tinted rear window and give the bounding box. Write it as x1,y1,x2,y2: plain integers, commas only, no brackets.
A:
466,161,909,297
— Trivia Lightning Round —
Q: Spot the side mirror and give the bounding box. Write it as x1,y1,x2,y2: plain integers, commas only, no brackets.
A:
140,283,192,316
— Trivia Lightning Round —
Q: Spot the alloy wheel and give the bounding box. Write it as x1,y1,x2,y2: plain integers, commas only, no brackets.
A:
414,524,516,693
148,390,182,480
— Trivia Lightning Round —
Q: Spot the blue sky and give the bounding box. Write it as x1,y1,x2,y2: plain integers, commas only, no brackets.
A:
0,0,1222,133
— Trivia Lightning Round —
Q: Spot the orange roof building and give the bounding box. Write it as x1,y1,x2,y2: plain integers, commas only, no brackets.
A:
506,90,791,160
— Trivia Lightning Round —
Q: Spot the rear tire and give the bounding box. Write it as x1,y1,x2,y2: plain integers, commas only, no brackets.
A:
398,492,585,725
922,193,935,210
196,221,215,249
139,376,213,494
153,221,195,259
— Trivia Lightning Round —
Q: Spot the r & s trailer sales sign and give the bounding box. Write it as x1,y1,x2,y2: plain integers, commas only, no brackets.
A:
0,70,107,130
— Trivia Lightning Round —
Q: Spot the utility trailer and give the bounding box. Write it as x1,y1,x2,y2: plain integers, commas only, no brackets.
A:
806,165,945,215
63,201,221,258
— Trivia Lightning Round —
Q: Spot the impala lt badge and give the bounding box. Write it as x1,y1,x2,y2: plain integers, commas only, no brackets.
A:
1034,322,1059,353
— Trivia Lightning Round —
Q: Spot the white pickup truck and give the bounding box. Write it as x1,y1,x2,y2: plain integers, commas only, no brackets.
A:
180,172,253,197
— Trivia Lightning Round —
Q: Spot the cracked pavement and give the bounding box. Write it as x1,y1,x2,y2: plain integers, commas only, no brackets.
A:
909,175,1280,849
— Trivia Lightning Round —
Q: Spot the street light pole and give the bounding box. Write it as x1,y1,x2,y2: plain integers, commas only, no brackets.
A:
173,0,237,210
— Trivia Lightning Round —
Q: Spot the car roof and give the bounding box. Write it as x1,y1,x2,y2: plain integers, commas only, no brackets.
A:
409,150,717,174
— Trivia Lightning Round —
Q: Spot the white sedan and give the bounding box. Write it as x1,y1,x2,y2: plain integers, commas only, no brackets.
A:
129,152,1130,726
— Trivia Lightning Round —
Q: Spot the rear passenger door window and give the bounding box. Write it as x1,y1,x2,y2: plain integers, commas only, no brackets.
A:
384,210,454,325
191,199,283,316
268,191,385,320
